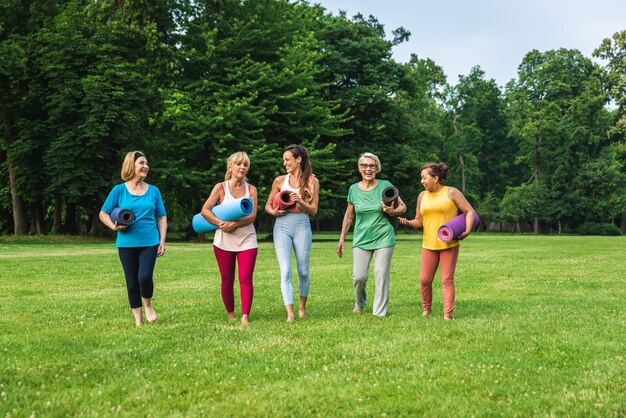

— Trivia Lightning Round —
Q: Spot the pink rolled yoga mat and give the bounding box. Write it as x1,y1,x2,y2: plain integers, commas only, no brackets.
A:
272,190,296,210
438,212,480,242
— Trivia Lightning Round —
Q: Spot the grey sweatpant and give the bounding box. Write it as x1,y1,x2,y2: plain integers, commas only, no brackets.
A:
352,246,394,317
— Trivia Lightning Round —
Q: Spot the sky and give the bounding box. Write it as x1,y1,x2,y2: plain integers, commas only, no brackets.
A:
313,0,626,86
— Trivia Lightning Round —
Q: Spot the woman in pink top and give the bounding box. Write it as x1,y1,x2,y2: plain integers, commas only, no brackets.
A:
265,144,320,322
200,152,258,324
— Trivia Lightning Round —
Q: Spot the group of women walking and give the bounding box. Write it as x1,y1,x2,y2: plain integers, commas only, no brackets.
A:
99,146,476,326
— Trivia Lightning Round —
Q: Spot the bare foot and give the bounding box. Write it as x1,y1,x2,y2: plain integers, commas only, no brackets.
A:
228,312,237,321
422,310,432,317
298,307,306,319
145,306,157,323
444,315,454,321
286,314,295,323
352,307,362,314
132,307,143,326
241,314,249,325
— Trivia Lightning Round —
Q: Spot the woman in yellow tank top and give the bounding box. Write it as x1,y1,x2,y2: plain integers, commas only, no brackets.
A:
399,162,476,320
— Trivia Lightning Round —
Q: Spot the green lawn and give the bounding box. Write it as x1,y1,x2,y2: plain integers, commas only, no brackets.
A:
1,234,624,416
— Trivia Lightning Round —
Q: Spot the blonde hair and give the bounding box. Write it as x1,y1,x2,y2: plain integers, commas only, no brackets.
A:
121,151,145,181
358,152,381,172
224,151,250,181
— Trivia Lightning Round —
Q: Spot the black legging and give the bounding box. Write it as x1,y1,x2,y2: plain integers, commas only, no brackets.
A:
118,246,158,308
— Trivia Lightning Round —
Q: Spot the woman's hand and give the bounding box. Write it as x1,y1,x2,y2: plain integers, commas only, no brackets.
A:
112,222,127,231
157,243,166,257
337,240,345,258
270,207,287,217
219,221,238,233
457,230,470,240
381,201,396,215
290,192,303,205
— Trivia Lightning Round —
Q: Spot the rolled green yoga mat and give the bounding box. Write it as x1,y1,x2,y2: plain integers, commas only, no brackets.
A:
192,197,254,234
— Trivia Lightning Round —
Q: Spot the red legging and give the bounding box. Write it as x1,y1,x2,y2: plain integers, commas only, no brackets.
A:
420,246,459,317
213,246,258,315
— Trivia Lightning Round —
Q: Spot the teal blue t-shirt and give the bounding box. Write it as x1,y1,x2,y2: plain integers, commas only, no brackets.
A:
347,179,396,250
101,184,166,248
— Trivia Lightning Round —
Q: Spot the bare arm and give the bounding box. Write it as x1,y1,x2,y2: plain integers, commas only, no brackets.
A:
293,177,320,216
398,192,424,229
264,176,287,217
382,195,407,216
157,216,167,256
448,187,475,240
99,210,127,231
200,183,225,226
337,203,355,258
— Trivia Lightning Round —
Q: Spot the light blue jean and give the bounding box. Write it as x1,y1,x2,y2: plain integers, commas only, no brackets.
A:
273,213,312,305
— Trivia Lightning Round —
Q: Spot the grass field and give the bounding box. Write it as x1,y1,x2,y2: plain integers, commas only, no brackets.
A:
1,233,624,417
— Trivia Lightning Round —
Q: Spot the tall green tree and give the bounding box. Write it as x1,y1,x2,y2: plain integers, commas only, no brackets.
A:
156,0,346,229
594,30,626,230
445,66,515,203
506,49,612,232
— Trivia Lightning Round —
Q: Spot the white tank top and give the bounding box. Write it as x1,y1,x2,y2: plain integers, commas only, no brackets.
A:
213,181,257,251
281,174,299,192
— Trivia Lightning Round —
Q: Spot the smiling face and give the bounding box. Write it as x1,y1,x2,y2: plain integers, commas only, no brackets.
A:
134,156,149,180
420,168,438,191
283,150,301,174
358,157,378,181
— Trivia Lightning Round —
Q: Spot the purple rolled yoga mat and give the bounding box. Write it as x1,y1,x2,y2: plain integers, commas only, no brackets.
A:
272,190,296,210
438,212,480,242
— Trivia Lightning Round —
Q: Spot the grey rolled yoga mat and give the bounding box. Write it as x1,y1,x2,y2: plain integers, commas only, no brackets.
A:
110,207,135,226
382,186,399,233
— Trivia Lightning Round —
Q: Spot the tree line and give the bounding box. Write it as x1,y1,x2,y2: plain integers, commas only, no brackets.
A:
2,0,626,236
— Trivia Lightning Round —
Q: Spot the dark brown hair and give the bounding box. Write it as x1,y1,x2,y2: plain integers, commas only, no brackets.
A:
421,162,449,182
284,144,314,202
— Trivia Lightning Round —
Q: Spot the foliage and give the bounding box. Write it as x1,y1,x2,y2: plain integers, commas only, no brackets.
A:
577,222,622,236
1,2,626,235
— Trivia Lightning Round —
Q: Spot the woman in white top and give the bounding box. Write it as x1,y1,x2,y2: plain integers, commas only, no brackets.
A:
201,152,258,324
265,144,319,322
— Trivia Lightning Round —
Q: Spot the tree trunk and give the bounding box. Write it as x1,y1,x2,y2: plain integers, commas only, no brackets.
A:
459,154,466,193
88,210,100,235
621,211,626,233
8,162,28,234
533,134,542,234
65,202,78,234
29,201,45,235
52,192,62,233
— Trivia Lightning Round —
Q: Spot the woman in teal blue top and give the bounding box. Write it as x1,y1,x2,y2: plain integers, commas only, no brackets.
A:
100,151,167,327
337,153,406,317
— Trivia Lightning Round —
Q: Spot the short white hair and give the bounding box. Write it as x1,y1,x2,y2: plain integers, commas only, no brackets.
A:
358,152,381,172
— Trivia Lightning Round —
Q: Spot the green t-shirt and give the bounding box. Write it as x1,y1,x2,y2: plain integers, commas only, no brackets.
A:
347,179,396,250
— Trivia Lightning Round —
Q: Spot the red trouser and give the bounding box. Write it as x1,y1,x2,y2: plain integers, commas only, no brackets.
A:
213,246,258,315
420,246,459,317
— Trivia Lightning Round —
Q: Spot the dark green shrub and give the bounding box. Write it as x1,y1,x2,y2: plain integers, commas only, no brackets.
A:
577,222,622,236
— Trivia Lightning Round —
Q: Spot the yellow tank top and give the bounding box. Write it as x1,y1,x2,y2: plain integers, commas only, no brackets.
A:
420,186,460,250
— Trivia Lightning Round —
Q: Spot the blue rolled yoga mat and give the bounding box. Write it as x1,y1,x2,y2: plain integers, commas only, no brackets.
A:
110,207,135,226
192,197,254,234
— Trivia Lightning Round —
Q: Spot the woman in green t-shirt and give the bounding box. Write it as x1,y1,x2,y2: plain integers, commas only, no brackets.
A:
337,153,406,317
